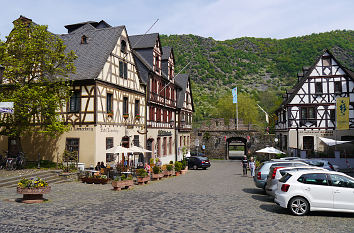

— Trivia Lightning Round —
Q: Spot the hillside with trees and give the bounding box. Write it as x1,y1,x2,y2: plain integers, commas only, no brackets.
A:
160,30,354,127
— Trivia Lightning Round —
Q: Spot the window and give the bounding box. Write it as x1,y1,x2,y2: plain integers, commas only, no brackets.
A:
135,99,140,116
163,137,167,156
123,97,128,115
107,93,113,113
149,106,155,121
163,110,167,122
330,109,335,121
330,174,354,188
282,110,286,123
69,91,81,113
157,137,161,157
119,61,128,79
169,137,172,155
303,136,314,153
65,138,79,161
120,40,127,53
300,107,316,125
169,65,173,79
156,108,161,122
334,81,342,93
297,173,328,186
106,137,114,162
315,82,323,94
81,35,87,44
133,135,139,147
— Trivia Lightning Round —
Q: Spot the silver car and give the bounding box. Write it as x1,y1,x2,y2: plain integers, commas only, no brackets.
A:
253,160,307,190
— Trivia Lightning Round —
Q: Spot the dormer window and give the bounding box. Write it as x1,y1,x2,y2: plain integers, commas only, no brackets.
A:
81,35,87,44
121,40,127,53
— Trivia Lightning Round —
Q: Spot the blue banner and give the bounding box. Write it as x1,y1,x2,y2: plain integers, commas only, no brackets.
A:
232,87,237,103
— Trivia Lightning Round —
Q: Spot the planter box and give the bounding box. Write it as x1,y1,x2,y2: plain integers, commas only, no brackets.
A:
137,176,150,185
81,177,109,184
111,180,133,191
152,173,162,180
17,186,51,204
163,170,173,177
180,169,188,175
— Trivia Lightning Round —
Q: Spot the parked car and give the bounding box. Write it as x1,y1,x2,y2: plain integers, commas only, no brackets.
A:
279,157,301,160
265,166,326,197
188,156,210,170
275,170,354,216
253,160,307,190
295,159,338,171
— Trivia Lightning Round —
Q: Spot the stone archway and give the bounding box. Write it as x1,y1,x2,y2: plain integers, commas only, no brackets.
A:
226,137,247,160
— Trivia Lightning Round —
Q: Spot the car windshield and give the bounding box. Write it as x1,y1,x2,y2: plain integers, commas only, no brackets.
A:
198,157,208,160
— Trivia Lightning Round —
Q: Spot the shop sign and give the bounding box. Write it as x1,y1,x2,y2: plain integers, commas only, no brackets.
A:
158,130,172,136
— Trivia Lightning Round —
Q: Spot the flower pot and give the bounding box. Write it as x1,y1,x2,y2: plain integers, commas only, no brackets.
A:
123,114,129,119
111,180,133,191
159,173,164,179
17,186,51,204
81,177,109,184
137,176,150,185
152,173,161,180
175,171,180,176
180,169,187,175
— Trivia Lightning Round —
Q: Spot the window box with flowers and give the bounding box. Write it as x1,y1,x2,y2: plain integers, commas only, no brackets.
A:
107,111,114,117
135,114,141,120
17,177,51,204
123,113,129,119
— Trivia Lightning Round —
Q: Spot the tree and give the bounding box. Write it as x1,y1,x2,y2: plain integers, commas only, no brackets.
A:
0,18,76,155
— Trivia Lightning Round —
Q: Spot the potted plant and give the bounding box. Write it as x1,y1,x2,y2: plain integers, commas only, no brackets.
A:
164,164,174,176
135,113,141,120
111,175,133,191
81,174,109,184
17,177,51,204
180,159,188,175
152,166,163,180
123,113,129,119
174,161,182,176
107,111,113,117
136,168,150,185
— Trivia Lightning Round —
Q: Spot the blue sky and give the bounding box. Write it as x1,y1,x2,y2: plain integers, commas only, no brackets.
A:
0,0,353,40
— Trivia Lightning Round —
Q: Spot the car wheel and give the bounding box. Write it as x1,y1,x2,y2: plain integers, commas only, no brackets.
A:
193,165,198,170
288,197,309,216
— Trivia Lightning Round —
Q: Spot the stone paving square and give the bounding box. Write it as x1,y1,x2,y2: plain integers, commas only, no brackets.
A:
0,160,353,232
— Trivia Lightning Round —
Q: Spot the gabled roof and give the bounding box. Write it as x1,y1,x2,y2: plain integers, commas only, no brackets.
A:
60,24,125,81
129,33,159,49
175,74,194,111
162,46,172,60
277,49,354,112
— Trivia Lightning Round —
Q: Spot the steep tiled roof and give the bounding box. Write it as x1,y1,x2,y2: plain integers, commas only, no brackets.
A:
175,74,193,110
129,33,159,49
60,24,124,81
162,46,172,60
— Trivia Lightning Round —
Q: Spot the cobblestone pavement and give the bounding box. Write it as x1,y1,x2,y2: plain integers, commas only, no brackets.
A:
0,160,353,233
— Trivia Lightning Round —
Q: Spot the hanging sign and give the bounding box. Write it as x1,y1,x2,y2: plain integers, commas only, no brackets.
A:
0,102,14,114
336,97,349,130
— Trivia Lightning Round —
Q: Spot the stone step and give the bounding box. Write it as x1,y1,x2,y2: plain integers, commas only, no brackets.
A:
0,170,63,188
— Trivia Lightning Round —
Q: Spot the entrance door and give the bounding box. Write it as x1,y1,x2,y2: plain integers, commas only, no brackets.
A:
303,136,314,156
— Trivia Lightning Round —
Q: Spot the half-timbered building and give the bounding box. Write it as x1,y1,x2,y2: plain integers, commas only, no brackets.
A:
129,34,180,164
275,49,354,166
175,74,194,160
3,18,147,167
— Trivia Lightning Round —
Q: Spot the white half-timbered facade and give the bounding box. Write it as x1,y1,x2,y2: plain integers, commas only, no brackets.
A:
275,49,354,166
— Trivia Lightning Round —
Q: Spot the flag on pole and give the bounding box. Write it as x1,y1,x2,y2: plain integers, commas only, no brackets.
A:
232,87,237,103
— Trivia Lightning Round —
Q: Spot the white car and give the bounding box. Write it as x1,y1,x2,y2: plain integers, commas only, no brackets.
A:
275,170,354,216
265,166,326,197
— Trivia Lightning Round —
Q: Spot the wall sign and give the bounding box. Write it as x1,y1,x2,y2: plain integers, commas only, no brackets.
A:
158,130,172,136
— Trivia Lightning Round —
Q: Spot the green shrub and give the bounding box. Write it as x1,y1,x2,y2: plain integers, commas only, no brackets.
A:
174,161,182,172
166,164,173,171
136,168,147,177
152,166,161,174
181,159,187,170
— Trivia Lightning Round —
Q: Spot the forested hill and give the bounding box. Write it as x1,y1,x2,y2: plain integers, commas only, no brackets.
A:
160,30,354,121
